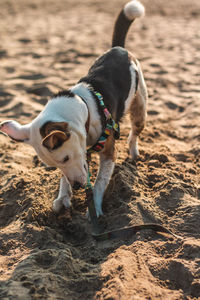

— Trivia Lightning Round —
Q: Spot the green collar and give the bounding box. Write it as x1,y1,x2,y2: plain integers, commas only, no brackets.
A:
87,87,120,156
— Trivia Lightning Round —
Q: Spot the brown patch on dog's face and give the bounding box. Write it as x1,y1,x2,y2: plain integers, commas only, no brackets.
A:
42,130,71,150
40,121,71,150
40,121,69,138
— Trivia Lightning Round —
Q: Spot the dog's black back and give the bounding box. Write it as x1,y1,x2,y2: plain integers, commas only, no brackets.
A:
79,46,131,122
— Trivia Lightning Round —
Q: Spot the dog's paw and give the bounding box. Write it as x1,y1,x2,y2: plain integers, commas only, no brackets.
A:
52,196,71,213
128,136,139,160
130,146,139,161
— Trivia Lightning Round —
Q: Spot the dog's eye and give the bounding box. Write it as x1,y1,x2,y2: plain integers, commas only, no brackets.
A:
63,155,69,163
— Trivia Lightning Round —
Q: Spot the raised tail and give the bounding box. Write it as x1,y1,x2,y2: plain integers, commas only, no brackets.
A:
112,0,145,48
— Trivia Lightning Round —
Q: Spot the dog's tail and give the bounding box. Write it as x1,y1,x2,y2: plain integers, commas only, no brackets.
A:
112,0,145,48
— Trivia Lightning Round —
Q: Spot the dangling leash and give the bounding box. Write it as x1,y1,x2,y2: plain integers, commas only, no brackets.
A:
82,87,182,241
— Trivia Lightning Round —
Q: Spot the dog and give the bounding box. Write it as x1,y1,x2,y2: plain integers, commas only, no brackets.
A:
0,0,147,217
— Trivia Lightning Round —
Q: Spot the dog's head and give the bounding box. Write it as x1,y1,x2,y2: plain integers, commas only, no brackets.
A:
0,119,88,189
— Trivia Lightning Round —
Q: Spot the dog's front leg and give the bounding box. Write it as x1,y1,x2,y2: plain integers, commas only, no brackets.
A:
52,176,72,213
93,136,116,217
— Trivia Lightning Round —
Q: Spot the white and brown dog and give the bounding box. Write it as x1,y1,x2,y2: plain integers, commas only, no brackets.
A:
0,0,147,217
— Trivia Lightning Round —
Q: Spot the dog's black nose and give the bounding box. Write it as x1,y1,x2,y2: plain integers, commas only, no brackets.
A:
73,181,82,190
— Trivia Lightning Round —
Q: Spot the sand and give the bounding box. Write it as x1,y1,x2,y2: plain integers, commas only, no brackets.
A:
0,0,200,299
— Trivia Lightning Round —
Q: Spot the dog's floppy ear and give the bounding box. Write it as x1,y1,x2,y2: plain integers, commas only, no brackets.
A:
0,120,30,142
42,130,70,150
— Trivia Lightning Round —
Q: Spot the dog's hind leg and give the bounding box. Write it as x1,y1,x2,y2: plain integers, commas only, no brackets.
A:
128,60,148,160
93,135,116,217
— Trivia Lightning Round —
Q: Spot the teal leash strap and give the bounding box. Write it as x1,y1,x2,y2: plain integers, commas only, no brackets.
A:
85,162,101,234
